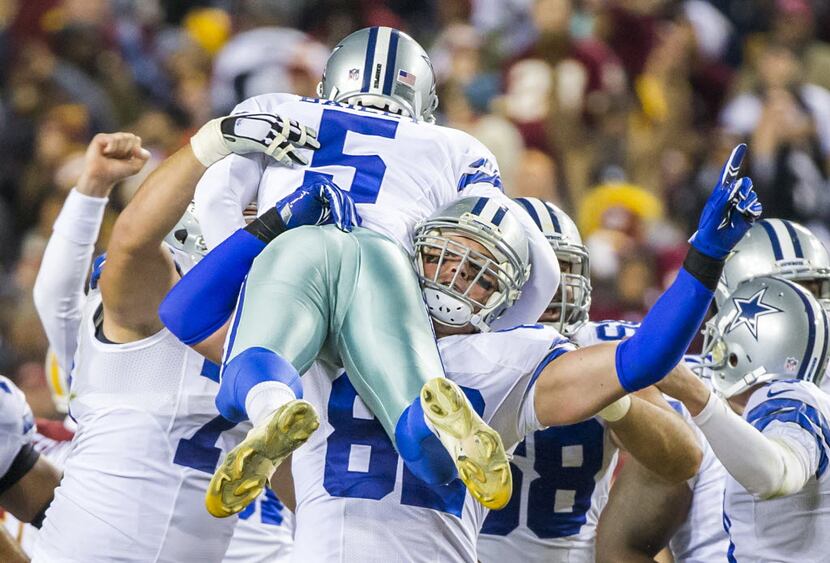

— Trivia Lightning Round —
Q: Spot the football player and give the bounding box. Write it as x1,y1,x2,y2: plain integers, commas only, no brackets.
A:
0,375,61,562
1,356,76,558
715,218,830,393
477,199,704,562
594,219,830,562
655,276,830,561
183,25,561,516
31,122,334,562
261,197,566,559
32,133,150,377
164,141,759,559
282,197,699,561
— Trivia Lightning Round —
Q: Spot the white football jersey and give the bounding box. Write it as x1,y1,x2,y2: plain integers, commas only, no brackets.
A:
722,379,830,562
194,94,558,331
224,491,294,563
32,293,293,562
571,319,639,348
820,358,830,394
0,375,35,481
477,321,634,562
290,325,573,562
0,376,42,555
664,392,729,563
3,419,75,555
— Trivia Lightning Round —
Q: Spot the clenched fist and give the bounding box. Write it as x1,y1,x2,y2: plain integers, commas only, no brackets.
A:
76,132,151,198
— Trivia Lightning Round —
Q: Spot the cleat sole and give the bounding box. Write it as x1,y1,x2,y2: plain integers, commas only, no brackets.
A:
420,378,512,510
205,399,319,518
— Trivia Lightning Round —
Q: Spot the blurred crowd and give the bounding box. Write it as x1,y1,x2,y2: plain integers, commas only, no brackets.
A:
3,0,830,417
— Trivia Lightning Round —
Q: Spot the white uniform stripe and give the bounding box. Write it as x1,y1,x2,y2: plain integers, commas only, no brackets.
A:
477,198,506,224
770,219,797,260
528,198,556,234
370,27,392,93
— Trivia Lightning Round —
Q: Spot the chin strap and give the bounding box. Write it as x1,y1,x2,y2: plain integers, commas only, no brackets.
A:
423,288,495,333
468,313,490,333
718,367,772,399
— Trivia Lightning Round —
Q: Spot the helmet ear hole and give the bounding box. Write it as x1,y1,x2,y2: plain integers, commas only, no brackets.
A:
728,353,739,368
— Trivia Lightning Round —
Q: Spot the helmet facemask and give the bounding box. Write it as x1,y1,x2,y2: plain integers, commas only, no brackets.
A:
414,226,523,332
544,239,591,336
163,202,208,275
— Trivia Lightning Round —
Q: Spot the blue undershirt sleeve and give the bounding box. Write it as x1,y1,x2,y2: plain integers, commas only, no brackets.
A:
615,267,713,392
159,229,266,345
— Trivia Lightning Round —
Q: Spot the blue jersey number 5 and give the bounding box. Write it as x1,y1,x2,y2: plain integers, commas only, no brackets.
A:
303,109,399,204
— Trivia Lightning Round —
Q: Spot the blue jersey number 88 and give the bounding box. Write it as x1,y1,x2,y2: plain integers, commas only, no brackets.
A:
322,373,484,518
481,420,605,538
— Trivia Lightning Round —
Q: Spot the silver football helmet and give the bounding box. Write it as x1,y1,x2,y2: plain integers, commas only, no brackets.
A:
413,197,531,331
163,202,208,274
716,219,830,312
317,26,438,122
514,197,590,336
700,276,829,398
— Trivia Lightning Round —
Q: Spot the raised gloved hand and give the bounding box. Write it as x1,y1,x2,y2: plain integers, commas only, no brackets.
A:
190,113,320,167
690,144,762,259
276,177,361,233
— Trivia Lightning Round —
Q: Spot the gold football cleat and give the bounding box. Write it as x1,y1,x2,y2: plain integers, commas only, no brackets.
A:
420,377,512,510
205,399,320,518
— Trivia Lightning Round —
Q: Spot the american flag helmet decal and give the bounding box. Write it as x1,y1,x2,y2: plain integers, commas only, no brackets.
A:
397,69,416,87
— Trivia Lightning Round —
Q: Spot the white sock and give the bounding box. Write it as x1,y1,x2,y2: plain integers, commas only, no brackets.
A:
245,381,297,428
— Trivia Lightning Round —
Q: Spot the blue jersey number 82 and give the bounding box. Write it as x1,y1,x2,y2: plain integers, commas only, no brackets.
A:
322,373,484,518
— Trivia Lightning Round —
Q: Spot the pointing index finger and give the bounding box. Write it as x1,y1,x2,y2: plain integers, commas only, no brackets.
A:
720,143,747,190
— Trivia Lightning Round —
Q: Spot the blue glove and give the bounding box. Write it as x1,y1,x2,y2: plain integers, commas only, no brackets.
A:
690,144,762,259
276,177,361,232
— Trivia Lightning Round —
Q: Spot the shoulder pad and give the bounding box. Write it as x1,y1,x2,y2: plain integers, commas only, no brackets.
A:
232,93,301,114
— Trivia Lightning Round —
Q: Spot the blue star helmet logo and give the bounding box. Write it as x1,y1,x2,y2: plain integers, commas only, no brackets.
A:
726,288,783,340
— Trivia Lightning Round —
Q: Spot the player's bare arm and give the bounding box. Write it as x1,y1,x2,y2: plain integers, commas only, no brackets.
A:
606,388,703,483
0,455,61,524
269,454,296,513
101,146,205,342
102,113,319,343
33,132,150,369
0,526,28,563
595,458,692,563
534,144,761,426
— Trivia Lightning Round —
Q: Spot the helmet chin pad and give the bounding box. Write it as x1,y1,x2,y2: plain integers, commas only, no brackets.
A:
423,288,473,327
